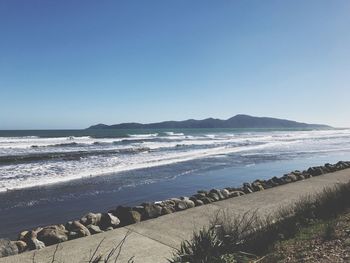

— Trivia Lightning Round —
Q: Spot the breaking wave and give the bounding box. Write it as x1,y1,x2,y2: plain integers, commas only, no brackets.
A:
1,128,350,191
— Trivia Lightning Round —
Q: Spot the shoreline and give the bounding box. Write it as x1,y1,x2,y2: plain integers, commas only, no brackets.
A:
1,160,349,259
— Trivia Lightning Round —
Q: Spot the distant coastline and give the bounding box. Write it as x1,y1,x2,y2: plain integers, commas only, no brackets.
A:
87,114,331,130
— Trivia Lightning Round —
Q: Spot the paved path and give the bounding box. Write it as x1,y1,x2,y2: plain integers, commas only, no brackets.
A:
2,169,350,263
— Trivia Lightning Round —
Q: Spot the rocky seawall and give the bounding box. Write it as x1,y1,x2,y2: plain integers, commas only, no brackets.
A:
1,161,350,258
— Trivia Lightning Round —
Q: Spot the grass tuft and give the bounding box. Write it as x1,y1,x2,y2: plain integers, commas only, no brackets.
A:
170,181,350,263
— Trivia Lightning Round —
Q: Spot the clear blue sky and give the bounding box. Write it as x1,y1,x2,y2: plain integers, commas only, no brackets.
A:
1,0,349,129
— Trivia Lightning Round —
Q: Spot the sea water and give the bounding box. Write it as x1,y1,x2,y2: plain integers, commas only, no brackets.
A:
1,128,350,238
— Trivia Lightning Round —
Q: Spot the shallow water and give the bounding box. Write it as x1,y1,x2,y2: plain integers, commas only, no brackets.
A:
1,128,350,238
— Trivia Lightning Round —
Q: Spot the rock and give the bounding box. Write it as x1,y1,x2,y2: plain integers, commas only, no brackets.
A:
221,189,230,199
189,196,198,203
286,173,297,182
180,197,195,208
208,192,220,201
126,210,142,223
197,190,209,195
113,206,142,226
23,231,45,250
87,225,103,235
199,197,212,204
37,225,68,246
163,200,176,207
18,231,28,241
100,213,120,229
259,180,271,189
194,199,204,206
185,199,196,208
65,221,73,231
14,240,27,253
132,206,146,218
169,198,182,207
140,203,162,219
291,170,302,176
161,206,174,215
185,199,195,208
189,196,204,206
230,191,245,197
193,193,207,199
80,212,102,226
69,221,91,237
67,231,79,240
296,173,305,180
31,239,45,250
302,170,312,178
324,163,336,172
176,200,188,211
307,166,325,176
266,177,280,187
105,227,114,231
336,161,347,169
0,239,18,258
335,162,344,170
257,184,264,191
251,181,264,191
242,183,253,193
209,189,224,200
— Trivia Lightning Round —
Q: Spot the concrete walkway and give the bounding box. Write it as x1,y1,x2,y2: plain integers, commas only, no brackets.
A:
2,169,350,263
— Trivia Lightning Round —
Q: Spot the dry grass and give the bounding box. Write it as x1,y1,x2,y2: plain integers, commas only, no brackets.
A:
170,181,350,263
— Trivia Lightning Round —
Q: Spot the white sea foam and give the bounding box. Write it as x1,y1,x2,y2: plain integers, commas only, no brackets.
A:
128,133,159,138
1,129,350,191
0,140,292,191
164,132,185,136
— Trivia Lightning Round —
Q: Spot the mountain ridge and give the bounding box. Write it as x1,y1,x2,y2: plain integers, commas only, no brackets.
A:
87,114,331,130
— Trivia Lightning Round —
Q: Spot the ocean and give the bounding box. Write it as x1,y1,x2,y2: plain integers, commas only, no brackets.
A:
1,128,350,238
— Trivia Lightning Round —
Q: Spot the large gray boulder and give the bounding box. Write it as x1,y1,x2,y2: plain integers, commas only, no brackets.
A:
161,206,174,215
175,200,188,211
221,189,230,199
138,203,162,219
230,191,245,197
209,189,224,200
324,163,336,172
251,181,265,191
266,177,280,187
194,199,204,206
335,161,348,169
242,183,253,193
23,231,45,250
37,225,68,246
112,206,141,226
286,173,297,182
199,197,212,204
87,225,104,234
17,231,28,241
180,197,195,208
66,221,91,238
302,170,312,179
14,240,27,253
307,166,325,176
193,193,207,199
80,212,102,226
190,196,204,206
100,213,120,229
208,192,220,201
0,239,18,258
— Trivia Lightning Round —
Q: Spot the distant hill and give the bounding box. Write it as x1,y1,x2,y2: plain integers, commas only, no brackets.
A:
87,115,331,129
